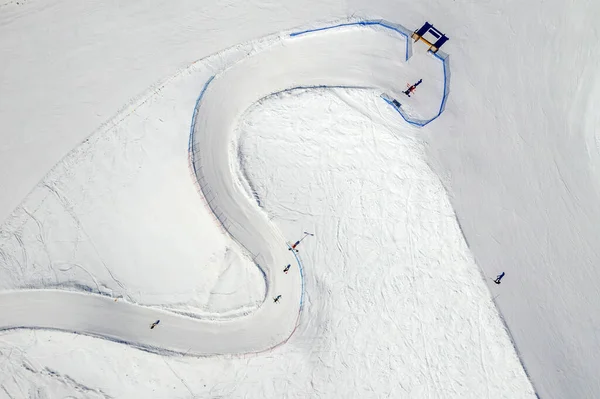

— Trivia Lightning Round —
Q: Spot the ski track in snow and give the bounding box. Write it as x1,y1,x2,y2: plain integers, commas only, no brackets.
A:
0,18,536,398
0,19,448,356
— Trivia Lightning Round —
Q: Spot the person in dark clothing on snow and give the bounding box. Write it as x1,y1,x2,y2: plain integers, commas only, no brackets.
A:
150,320,160,329
403,79,423,97
283,264,291,273
273,295,282,303
494,272,505,285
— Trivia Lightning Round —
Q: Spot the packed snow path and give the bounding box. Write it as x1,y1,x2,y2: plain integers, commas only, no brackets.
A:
0,22,447,355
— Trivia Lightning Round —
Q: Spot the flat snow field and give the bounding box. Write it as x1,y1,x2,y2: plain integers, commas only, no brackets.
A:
1,0,600,398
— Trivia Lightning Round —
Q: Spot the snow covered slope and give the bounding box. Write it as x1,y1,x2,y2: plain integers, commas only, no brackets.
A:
0,0,345,223
0,84,535,398
1,0,600,397
0,43,267,316
0,21,448,355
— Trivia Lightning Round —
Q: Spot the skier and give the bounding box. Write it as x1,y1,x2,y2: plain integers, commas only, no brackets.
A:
273,295,282,304
403,79,423,97
283,264,291,274
494,272,505,285
150,320,160,329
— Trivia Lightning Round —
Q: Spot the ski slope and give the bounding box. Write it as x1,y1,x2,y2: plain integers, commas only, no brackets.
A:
1,0,600,398
0,21,448,356
0,78,534,398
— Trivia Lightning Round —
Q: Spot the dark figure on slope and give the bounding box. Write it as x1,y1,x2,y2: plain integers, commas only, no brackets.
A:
273,295,282,304
288,232,314,252
150,320,160,329
289,241,300,252
283,264,291,274
494,272,505,285
403,79,423,97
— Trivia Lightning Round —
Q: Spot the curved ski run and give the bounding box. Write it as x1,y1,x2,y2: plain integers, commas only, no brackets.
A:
0,21,447,355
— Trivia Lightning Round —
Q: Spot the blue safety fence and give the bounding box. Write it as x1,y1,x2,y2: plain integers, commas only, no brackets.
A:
188,76,259,263
188,76,214,180
287,243,306,311
380,51,449,127
188,76,236,239
290,20,450,127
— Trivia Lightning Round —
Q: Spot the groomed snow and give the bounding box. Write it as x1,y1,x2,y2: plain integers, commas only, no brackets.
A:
0,44,266,317
2,0,600,397
0,85,534,398
0,21,450,355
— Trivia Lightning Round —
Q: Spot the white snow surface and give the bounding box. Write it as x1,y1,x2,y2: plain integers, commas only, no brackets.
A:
1,0,599,398
0,44,266,317
0,85,534,397
0,21,449,356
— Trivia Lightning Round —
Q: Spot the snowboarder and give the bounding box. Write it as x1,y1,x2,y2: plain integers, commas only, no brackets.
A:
150,320,160,329
273,295,282,303
494,272,505,285
403,79,423,97
283,264,291,274
288,232,314,252
289,241,301,252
